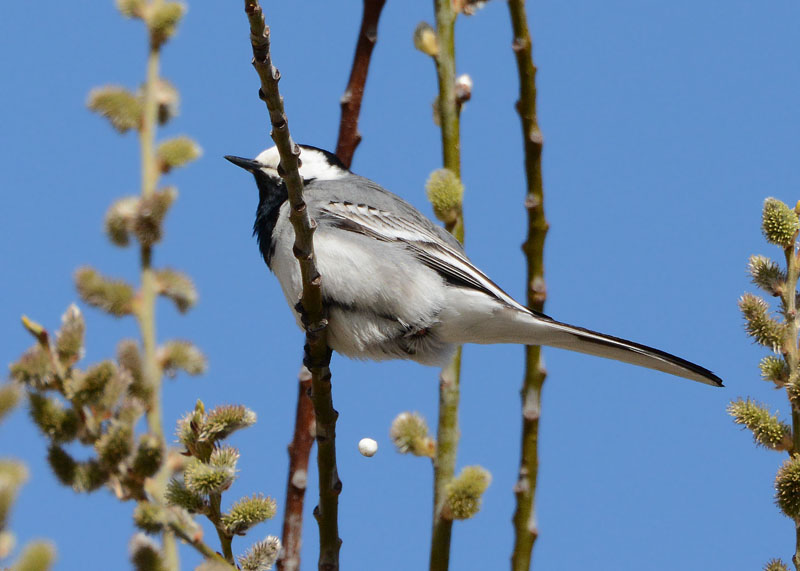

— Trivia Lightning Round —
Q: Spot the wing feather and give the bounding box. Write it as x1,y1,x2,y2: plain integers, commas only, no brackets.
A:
320,201,530,313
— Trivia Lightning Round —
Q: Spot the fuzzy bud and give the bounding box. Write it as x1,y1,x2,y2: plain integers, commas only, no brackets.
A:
67,361,117,406
728,399,792,451
148,2,185,48
184,458,235,495
134,501,166,534
454,74,473,107
159,340,206,377
764,559,790,571
238,536,281,571
413,22,439,57
117,0,146,18
443,466,491,520
0,383,22,423
739,293,787,351
117,340,146,400
749,255,786,296
47,445,108,493
165,478,205,513
209,445,240,471
104,197,140,247
776,455,800,519
157,136,201,173
154,269,197,313
787,374,800,413
95,421,134,467
133,187,177,247
390,412,435,457
458,0,488,15
200,405,257,443
9,346,53,389
132,434,164,478
425,169,463,226
11,541,56,571
28,394,79,443
221,494,277,535
129,533,166,571
176,405,204,453
0,460,29,531
153,79,180,125
760,355,790,387
75,267,135,317
87,86,142,133
55,304,85,367
762,198,799,248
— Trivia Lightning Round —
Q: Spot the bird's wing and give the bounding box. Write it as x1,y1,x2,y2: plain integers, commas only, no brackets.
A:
318,201,725,387
319,201,531,313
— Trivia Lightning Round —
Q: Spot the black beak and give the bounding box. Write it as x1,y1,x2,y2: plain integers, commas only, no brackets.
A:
224,155,260,172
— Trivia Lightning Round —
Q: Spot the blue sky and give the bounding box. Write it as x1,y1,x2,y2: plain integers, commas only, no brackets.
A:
2,1,799,569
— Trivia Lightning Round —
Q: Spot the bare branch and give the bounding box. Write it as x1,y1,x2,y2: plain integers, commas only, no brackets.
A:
335,0,387,168
507,0,549,569
429,1,464,569
276,368,315,571
241,3,340,569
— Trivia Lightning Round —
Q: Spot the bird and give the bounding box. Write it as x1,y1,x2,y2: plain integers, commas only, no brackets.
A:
225,145,723,387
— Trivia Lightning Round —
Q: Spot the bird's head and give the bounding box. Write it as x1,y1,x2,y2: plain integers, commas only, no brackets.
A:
226,145,349,266
225,144,348,192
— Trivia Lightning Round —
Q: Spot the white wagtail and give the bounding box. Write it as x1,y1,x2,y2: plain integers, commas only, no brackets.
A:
225,145,723,387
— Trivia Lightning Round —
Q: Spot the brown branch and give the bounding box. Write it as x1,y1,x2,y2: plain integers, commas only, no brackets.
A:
242,3,340,570
507,0,549,569
277,367,315,571
429,1,463,570
335,0,387,168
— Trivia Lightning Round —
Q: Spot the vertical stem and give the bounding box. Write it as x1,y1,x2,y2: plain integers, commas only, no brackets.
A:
208,492,235,563
784,246,800,570
139,45,162,440
507,0,548,569
277,369,315,571
335,0,387,169
430,2,463,570
433,0,461,184
138,32,177,569
242,4,340,569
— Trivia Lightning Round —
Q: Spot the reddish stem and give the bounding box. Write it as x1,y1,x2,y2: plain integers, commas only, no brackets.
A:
335,0,387,168
277,368,315,571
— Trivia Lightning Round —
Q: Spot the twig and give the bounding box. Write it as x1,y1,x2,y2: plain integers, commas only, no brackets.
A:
334,0,387,168
166,516,235,569
136,21,178,570
207,491,234,563
429,1,463,570
782,246,800,570
507,0,548,568
277,367,315,571
242,3,340,570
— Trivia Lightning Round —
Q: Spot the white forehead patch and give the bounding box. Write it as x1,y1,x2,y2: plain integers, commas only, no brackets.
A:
253,146,347,181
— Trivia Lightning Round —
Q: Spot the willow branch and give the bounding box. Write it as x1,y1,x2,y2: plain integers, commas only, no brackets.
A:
507,0,548,568
136,22,178,571
277,367,315,571
166,516,235,569
429,2,463,570
334,0,387,168
781,244,800,571
242,3,340,570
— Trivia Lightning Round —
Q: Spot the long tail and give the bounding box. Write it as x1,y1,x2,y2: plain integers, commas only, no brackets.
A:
465,307,724,387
